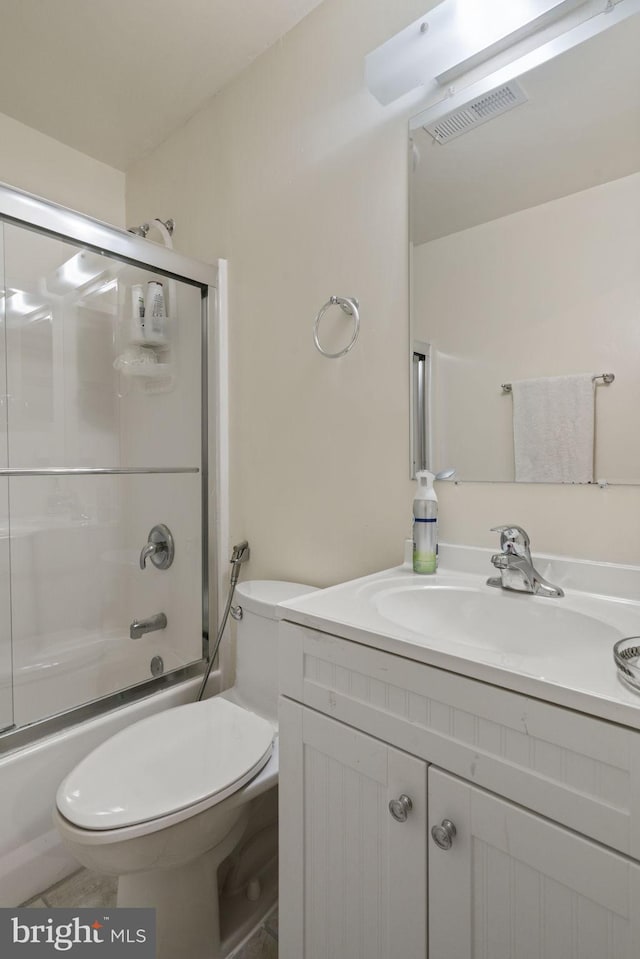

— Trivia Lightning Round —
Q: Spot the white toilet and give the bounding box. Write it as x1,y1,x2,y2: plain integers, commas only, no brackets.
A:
53,580,315,959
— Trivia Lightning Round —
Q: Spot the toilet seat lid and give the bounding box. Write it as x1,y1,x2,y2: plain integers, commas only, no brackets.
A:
56,697,275,830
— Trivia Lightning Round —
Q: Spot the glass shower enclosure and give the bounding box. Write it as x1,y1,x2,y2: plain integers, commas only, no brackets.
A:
0,183,217,743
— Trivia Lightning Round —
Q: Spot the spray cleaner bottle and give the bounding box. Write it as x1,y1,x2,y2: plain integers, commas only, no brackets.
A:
413,470,437,574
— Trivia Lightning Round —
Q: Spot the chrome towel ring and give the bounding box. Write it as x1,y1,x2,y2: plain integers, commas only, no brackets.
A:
313,295,360,359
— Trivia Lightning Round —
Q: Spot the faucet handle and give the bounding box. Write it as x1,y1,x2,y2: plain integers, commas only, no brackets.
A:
490,525,531,556
140,524,174,570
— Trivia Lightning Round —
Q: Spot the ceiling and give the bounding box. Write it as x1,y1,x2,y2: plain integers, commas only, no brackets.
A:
411,13,640,245
0,0,325,170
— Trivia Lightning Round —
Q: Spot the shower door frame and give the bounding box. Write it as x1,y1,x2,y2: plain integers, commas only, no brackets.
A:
0,181,220,752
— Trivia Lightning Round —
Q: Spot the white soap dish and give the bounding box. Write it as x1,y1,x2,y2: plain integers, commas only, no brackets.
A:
114,346,171,378
118,362,172,378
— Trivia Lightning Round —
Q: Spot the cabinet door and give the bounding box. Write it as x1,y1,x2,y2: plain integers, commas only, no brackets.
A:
429,767,640,959
279,698,428,959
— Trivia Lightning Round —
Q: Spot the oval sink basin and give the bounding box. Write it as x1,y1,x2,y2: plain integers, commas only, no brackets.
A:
374,585,622,656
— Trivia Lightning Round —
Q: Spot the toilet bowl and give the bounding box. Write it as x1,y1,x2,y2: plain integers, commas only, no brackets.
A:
53,580,316,959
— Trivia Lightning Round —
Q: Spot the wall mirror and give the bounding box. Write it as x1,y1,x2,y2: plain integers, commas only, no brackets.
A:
409,9,640,483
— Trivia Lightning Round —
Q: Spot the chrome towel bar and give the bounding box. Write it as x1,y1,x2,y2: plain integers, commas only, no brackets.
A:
501,373,614,393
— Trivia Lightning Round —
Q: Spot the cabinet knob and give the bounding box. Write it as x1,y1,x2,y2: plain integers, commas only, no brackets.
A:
388,794,413,822
431,819,457,850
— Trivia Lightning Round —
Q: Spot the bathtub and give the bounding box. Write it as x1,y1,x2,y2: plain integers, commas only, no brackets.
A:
0,674,215,906
10,626,187,728
4,517,202,729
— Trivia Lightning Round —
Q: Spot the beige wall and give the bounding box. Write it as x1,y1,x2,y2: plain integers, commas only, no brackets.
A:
126,0,640,582
413,171,640,483
0,112,125,225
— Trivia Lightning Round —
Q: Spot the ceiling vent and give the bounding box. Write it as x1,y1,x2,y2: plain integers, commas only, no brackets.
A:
424,81,528,144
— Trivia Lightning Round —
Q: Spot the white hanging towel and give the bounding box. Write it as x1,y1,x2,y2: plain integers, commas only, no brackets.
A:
512,374,595,483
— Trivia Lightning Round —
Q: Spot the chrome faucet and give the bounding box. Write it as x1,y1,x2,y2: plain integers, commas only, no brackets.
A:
487,525,564,598
130,612,168,639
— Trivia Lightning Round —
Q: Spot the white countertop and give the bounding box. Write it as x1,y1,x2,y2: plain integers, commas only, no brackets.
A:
277,544,640,730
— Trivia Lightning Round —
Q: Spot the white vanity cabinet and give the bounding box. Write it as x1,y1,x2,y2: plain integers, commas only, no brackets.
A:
429,768,640,958
278,619,640,959
279,699,427,959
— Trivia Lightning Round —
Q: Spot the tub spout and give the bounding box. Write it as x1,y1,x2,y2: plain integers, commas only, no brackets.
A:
130,612,167,639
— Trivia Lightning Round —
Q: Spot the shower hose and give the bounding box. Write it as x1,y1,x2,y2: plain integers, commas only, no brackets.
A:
195,540,249,702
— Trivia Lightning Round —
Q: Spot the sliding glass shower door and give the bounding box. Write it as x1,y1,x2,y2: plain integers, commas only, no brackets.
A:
1,219,209,730
0,224,13,733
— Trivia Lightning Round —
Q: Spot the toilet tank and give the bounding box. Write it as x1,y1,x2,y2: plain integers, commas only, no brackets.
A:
232,580,317,721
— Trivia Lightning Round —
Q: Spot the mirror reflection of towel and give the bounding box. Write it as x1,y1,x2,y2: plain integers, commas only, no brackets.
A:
512,374,595,483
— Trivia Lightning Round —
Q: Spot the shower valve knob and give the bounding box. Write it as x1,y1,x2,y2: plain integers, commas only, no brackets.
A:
140,524,174,570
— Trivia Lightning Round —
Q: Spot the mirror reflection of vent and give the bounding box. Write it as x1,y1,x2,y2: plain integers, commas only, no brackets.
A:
424,81,528,144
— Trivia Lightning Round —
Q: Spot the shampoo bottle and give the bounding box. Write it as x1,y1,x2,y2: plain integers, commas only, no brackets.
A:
129,284,146,344
413,470,437,574
144,280,167,345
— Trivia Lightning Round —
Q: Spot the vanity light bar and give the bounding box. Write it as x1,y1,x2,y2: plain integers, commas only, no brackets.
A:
501,373,614,393
367,0,594,106
433,0,591,88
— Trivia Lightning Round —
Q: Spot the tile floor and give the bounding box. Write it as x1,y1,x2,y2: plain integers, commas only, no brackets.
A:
23,868,278,958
